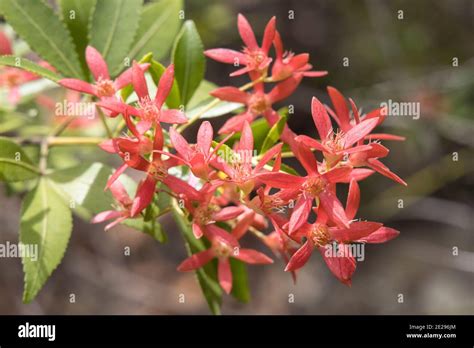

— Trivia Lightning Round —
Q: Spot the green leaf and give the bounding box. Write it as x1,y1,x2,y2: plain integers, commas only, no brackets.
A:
230,258,251,303
122,217,167,243
172,20,205,106
0,0,83,77
0,56,62,82
58,0,97,77
260,115,287,154
186,80,216,109
127,0,183,63
186,100,243,120
0,110,27,133
89,0,143,77
148,59,181,109
172,205,222,314
20,178,73,303
0,137,40,182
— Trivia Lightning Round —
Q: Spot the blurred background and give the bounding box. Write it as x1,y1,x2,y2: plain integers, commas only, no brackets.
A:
0,0,473,314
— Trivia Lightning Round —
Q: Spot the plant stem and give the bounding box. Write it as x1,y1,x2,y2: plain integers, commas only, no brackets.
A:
176,74,267,134
47,137,105,146
97,107,113,138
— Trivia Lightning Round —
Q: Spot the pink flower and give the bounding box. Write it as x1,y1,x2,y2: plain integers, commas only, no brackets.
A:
59,46,148,116
210,76,301,134
177,221,273,294
271,30,328,82
91,179,133,230
205,14,276,78
97,62,186,131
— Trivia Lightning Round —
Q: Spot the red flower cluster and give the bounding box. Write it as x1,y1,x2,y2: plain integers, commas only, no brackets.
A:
58,14,406,293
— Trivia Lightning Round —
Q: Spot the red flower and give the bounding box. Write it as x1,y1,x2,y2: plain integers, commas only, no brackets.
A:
205,14,276,78
97,62,186,130
212,121,282,195
169,121,234,180
258,141,353,232
177,221,273,294
297,96,378,167
271,30,328,82
59,46,148,116
91,179,133,230
210,76,300,134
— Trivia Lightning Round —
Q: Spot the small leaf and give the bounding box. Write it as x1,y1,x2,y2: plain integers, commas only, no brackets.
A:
186,101,243,120
230,258,251,303
172,20,205,106
21,178,73,303
260,115,287,153
0,110,27,133
0,56,62,82
89,0,143,77
58,0,97,77
0,0,83,77
0,137,40,182
148,59,181,109
127,0,183,62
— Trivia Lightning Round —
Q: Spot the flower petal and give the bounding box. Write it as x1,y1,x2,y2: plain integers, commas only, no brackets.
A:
197,121,213,158
155,64,174,107
59,78,96,95
357,227,400,244
261,16,276,53
327,86,350,131
367,158,407,186
319,189,350,229
132,61,149,100
256,172,306,189
213,206,244,221
204,48,248,65
177,249,215,271
285,240,314,272
330,221,382,242
345,179,360,220
343,118,379,148
235,248,273,264
218,258,233,294
288,196,313,235
86,46,110,80
320,246,356,286
237,13,258,50
311,96,333,140
91,210,122,224
160,109,187,124
210,86,249,104
130,176,157,216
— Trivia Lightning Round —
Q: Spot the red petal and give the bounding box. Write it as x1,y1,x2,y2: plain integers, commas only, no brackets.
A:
197,121,213,158
130,176,156,216
267,75,302,103
261,16,276,53
169,127,193,160
327,86,350,131
273,30,284,58
237,13,258,50
235,249,273,264
218,112,254,134
163,175,200,200
255,142,283,171
343,118,379,148
192,223,204,239
294,142,318,175
109,179,131,204
330,221,382,242
106,163,128,190
365,133,406,141
114,63,149,90
285,241,314,272
132,61,149,100
59,78,95,95
367,158,407,186
238,121,254,153
0,31,12,55
319,189,350,229
210,86,249,104
231,211,255,240
177,249,215,271
311,96,333,140
155,64,174,107
256,172,305,189
218,258,233,294
86,46,110,80
204,48,247,65
91,210,122,224
160,109,187,124
345,179,360,220
288,196,313,234
296,135,329,152
323,166,353,184
357,227,400,244
320,246,356,286
213,206,244,221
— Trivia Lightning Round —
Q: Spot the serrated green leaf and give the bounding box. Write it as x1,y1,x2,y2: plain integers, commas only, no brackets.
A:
0,137,40,182
172,205,222,314
148,59,181,109
89,0,143,77
0,56,62,82
21,178,73,303
0,0,83,77
230,258,251,303
172,20,205,106
260,115,287,153
127,0,182,63
58,0,97,77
